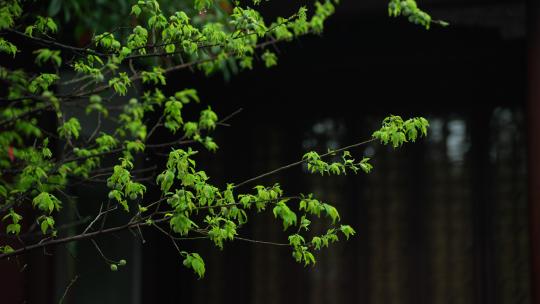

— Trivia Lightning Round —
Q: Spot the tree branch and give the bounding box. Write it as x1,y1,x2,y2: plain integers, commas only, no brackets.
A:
233,138,377,188
6,29,105,57
58,274,79,304
0,217,167,260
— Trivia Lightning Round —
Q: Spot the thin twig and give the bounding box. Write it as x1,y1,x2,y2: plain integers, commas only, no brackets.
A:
82,205,118,234
90,239,116,264
58,274,79,304
234,236,289,247
146,113,165,140
86,112,102,144
6,29,105,57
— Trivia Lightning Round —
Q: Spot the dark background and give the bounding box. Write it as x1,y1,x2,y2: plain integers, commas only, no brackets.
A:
1,0,537,303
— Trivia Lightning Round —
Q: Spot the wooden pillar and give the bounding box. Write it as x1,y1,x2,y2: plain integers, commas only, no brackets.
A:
528,2,540,303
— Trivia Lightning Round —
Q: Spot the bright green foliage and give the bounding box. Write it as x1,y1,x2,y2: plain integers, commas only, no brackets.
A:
339,224,356,240
170,213,197,235
39,216,55,234
311,1,337,33
0,245,14,254
86,95,108,116
73,55,104,81
206,216,237,249
141,67,166,85
372,115,429,148
272,200,297,230
310,228,339,250
289,234,316,266
261,51,278,68
164,96,185,132
3,209,22,235
388,0,448,29
34,49,62,66
127,26,148,54
32,192,61,214
0,38,17,57
0,0,22,30
182,251,206,279
199,107,218,130
58,117,81,140
299,194,339,223
94,32,121,50
26,16,58,36
109,72,132,96
303,150,373,175
117,98,147,141
107,158,146,211
24,16,57,37
0,0,440,280
28,74,59,94
194,0,212,11
131,5,142,17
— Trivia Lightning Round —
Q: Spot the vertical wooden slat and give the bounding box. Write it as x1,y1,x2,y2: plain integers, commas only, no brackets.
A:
250,123,282,304
528,2,540,303
470,109,496,304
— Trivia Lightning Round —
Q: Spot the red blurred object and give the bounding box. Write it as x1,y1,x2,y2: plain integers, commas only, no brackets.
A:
8,146,14,162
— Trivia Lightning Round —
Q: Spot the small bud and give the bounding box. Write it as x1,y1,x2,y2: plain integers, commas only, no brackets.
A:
110,264,118,271
90,95,102,103
118,259,127,266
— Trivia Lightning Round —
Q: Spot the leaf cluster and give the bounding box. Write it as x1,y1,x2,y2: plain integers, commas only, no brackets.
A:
0,0,439,279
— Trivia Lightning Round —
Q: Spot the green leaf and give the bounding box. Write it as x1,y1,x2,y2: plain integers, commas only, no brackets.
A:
46,18,58,33
311,236,322,250
165,44,175,54
34,49,62,67
108,72,131,96
359,158,373,173
194,0,212,11
24,25,34,36
199,107,218,130
323,203,340,223
170,213,196,235
182,252,206,279
288,234,305,247
272,201,297,230
0,245,14,254
58,117,81,139
339,225,356,240
141,67,166,85
28,73,59,93
6,223,20,235
261,51,278,68
32,192,61,214
131,5,142,17
40,216,55,234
